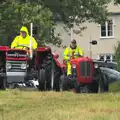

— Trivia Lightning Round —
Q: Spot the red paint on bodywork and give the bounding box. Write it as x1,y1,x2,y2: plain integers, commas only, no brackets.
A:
6,48,28,61
35,47,51,66
6,57,28,61
0,46,9,51
71,57,94,84
36,47,51,52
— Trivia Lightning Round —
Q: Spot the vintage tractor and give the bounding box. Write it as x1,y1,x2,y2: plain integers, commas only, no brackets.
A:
60,41,109,93
60,57,109,93
0,45,62,91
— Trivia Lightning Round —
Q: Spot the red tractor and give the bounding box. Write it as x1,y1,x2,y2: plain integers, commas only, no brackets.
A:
60,42,109,93
0,45,62,91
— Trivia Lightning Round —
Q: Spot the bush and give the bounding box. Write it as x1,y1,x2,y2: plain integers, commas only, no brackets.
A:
114,41,120,71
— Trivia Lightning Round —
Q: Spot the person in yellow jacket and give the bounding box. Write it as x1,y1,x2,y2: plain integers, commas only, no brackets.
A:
11,26,38,50
64,39,84,76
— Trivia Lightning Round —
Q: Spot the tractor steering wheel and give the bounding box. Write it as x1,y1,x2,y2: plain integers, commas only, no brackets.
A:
13,45,30,50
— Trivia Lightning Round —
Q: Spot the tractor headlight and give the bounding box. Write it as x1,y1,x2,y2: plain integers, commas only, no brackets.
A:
6,63,11,69
94,63,98,68
72,64,76,69
21,63,27,69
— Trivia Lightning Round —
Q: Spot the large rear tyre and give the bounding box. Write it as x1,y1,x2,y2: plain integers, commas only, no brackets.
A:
90,80,99,93
103,74,109,92
76,84,91,93
0,77,6,90
41,53,61,91
38,69,46,91
60,75,68,91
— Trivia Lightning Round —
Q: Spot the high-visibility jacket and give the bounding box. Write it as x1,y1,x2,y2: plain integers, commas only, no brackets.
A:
63,46,84,75
11,26,38,50
64,46,84,61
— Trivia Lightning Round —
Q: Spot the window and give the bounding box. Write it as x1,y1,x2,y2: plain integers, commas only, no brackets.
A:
100,18,115,38
98,54,116,62
106,55,111,62
99,55,104,61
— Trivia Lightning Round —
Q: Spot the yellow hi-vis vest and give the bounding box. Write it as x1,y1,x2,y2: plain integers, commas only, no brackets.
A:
64,46,84,61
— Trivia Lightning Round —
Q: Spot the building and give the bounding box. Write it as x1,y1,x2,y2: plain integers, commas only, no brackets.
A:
50,2,120,62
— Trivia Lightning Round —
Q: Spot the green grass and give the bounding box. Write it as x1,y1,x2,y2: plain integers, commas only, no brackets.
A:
109,80,120,92
0,88,120,120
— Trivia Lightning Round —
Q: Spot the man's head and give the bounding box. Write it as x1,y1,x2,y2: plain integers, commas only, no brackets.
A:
70,39,77,49
20,31,27,38
20,26,29,38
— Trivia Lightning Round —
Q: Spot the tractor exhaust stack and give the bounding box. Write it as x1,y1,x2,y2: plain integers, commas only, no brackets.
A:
30,23,33,59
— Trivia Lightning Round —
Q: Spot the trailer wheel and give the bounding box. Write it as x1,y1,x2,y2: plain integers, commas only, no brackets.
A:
38,69,46,91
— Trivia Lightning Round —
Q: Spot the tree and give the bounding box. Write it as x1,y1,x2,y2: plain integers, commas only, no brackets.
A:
40,0,110,28
26,0,111,41
0,0,112,46
114,41,120,71
113,0,120,70
0,0,61,46
114,0,120,4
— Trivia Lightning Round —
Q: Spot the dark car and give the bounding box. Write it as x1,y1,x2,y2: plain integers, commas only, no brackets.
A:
100,67,120,83
93,60,117,70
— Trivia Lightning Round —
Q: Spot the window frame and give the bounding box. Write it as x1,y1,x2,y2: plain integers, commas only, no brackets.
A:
98,54,116,62
99,18,115,39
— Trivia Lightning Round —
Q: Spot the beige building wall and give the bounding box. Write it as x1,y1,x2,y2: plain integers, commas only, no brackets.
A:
50,3,120,62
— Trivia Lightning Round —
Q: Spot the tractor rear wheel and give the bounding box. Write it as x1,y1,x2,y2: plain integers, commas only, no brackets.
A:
60,75,68,91
97,72,109,93
103,74,109,92
76,84,91,93
91,78,104,93
0,77,6,90
38,69,46,91
90,80,99,93
40,53,61,91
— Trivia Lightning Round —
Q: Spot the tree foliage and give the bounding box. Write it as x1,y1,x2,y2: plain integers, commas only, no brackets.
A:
0,0,114,46
114,0,120,4
0,0,58,46
42,0,110,24
114,41,120,71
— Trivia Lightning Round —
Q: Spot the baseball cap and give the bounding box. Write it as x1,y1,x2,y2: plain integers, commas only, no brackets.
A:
71,39,76,43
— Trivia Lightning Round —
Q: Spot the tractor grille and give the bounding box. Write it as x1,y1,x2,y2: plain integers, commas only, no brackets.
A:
80,61,91,77
6,61,27,72
7,50,27,58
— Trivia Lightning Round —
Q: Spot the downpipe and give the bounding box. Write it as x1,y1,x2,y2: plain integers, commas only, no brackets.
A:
51,58,55,90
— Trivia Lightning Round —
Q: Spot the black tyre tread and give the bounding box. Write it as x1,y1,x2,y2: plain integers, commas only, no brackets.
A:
38,69,46,91
54,68,62,91
103,74,109,92
60,75,68,91
0,77,6,90
90,80,99,93
40,54,61,91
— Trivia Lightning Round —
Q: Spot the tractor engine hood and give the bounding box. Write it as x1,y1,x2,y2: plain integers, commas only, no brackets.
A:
70,57,93,64
70,57,94,84
6,49,28,61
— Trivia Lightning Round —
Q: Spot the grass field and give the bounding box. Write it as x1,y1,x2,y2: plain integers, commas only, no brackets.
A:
0,81,120,120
